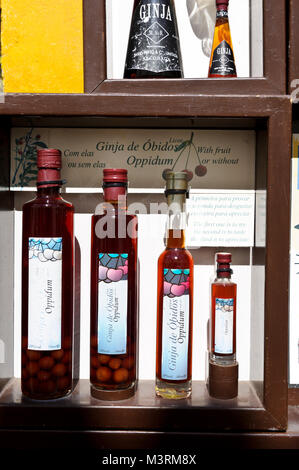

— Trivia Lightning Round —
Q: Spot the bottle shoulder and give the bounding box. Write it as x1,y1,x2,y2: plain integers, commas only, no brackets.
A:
23,195,74,211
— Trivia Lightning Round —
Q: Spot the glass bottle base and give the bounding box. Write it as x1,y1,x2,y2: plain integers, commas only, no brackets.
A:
210,353,236,366
155,378,191,400
90,381,137,401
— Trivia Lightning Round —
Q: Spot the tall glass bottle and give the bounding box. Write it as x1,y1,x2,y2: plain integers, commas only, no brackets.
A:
21,149,74,400
210,253,237,365
156,172,193,399
90,169,138,400
124,0,183,78
208,0,237,78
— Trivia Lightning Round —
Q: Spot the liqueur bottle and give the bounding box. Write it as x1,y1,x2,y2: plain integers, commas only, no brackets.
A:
21,149,74,400
90,169,138,400
208,0,237,78
156,172,193,399
210,253,237,365
124,0,183,78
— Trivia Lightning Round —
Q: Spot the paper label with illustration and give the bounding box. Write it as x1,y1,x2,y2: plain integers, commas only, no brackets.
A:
214,298,234,354
97,253,128,355
28,237,62,351
161,268,190,381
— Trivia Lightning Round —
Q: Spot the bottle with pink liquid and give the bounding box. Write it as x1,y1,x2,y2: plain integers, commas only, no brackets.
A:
90,169,138,400
156,172,194,399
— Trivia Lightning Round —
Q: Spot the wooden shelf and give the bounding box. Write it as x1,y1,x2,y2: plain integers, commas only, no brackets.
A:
0,380,299,449
0,93,291,118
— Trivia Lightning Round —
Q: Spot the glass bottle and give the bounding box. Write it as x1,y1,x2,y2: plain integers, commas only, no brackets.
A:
208,0,237,78
90,169,138,400
124,0,183,78
21,149,74,399
210,252,237,365
156,172,193,399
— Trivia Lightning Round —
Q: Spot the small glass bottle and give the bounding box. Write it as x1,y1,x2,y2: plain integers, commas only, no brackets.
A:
90,169,138,400
124,0,183,78
156,172,193,399
21,149,74,400
210,252,237,365
208,0,237,78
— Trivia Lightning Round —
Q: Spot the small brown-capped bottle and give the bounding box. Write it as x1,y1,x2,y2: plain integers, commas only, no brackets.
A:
210,253,237,365
21,149,74,400
124,0,183,78
208,0,237,78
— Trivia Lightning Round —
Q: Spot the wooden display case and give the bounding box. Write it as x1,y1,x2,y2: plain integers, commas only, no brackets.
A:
0,0,295,451
84,0,287,95
0,95,291,444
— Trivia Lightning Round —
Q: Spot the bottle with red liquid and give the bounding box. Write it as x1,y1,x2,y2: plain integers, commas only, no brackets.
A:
210,253,237,365
90,169,138,400
156,172,193,399
21,149,74,400
124,0,183,78
208,0,237,78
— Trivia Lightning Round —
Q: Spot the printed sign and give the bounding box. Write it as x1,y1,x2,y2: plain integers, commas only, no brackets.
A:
10,128,256,190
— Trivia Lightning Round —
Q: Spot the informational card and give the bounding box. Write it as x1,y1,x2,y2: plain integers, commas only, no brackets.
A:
187,191,255,247
10,128,256,191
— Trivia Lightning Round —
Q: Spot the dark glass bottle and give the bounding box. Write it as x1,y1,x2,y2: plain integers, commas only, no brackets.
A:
21,149,74,400
156,172,193,399
124,0,183,78
90,169,138,400
208,0,237,78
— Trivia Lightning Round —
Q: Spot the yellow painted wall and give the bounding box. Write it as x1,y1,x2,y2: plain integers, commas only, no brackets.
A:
1,0,84,93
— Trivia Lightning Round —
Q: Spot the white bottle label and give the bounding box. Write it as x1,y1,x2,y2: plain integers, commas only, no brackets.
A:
28,237,62,351
161,268,190,381
97,253,128,355
214,298,234,354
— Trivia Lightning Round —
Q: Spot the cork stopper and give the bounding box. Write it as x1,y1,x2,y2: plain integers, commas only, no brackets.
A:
208,360,238,399
165,171,189,208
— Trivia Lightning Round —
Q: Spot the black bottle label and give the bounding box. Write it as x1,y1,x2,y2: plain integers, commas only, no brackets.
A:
209,40,237,76
125,0,182,74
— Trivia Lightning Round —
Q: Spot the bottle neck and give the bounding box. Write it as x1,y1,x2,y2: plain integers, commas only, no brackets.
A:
37,186,61,197
103,186,127,211
216,7,229,24
166,212,187,249
216,265,232,279
36,167,62,196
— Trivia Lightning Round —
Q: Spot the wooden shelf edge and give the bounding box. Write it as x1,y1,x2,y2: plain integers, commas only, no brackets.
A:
0,93,291,118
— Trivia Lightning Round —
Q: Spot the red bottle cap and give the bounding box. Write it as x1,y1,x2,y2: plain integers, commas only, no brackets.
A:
216,252,232,264
103,169,128,184
216,0,229,10
37,148,62,169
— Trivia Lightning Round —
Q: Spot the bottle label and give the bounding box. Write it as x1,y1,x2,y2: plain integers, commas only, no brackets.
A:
28,237,62,351
161,268,190,381
214,298,234,354
209,40,237,76
97,253,128,355
125,0,182,74
216,10,228,19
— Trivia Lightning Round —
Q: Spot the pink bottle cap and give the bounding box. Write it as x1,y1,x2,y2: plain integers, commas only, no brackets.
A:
37,148,62,169
216,0,229,10
216,252,232,264
103,169,128,184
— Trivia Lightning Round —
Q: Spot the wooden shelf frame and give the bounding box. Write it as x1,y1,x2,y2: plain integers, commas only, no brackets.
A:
83,0,287,96
0,95,292,433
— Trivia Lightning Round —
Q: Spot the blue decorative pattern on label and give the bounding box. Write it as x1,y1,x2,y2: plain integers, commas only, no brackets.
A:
97,253,128,355
161,268,190,381
214,298,234,354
